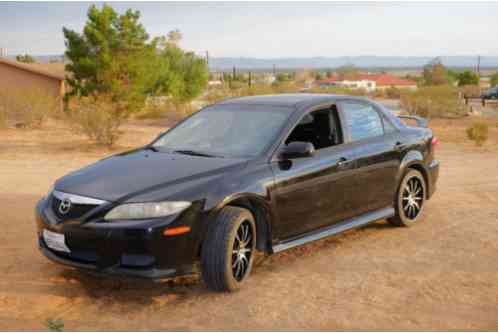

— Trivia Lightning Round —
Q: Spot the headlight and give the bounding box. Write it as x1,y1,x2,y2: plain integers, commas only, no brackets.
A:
104,201,191,221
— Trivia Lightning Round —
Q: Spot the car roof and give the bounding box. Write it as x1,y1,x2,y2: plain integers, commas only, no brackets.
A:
217,93,370,111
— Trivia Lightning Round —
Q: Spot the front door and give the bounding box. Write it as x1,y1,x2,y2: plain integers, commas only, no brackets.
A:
270,106,358,240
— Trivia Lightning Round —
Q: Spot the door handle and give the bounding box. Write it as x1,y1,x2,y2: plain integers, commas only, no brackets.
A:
394,141,405,151
337,157,349,168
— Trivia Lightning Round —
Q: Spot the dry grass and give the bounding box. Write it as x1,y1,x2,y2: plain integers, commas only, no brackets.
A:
429,116,498,149
0,88,60,128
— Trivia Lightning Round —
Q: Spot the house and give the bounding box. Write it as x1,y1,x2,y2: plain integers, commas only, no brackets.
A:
372,74,417,90
0,57,65,108
315,73,416,92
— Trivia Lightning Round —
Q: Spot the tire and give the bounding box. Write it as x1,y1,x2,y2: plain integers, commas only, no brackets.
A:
388,169,426,227
201,206,256,292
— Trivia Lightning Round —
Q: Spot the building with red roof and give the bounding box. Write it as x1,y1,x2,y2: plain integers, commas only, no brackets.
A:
315,73,417,91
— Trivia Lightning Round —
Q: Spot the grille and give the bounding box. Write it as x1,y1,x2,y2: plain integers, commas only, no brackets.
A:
51,195,99,221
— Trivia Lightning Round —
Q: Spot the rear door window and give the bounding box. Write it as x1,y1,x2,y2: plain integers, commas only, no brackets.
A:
341,102,384,142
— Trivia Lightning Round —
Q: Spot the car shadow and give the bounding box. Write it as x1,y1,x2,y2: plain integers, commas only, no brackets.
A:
51,219,397,302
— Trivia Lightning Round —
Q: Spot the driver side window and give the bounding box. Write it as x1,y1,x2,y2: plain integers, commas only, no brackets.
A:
285,106,343,150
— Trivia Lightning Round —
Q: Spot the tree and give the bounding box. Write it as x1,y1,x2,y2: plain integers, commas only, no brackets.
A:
63,4,208,145
154,44,208,105
167,29,182,46
16,54,36,63
490,73,498,87
63,4,155,114
64,5,207,110
336,65,359,80
456,70,479,86
422,58,448,86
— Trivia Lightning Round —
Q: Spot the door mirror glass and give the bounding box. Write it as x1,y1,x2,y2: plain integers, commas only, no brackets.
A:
279,141,315,159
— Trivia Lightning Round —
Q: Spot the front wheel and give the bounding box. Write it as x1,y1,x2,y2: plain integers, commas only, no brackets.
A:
388,169,426,227
201,206,256,292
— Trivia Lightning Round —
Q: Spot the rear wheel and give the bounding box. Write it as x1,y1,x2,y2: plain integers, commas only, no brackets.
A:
201,206,256,292
388,169,426,227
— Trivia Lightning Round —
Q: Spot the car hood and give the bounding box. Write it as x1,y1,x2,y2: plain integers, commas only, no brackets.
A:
55,148,248,202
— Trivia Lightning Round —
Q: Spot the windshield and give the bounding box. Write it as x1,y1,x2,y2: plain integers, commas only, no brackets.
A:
152,104,291,158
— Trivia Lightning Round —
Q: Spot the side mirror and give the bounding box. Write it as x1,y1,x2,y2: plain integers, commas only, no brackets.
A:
279,141,315,159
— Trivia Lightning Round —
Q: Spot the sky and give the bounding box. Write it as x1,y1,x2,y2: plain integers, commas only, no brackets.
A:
1,1,498,58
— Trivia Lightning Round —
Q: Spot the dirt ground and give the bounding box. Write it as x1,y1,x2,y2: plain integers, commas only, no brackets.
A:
1,116,498,331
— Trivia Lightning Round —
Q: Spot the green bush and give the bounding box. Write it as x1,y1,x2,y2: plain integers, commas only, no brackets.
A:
466,122,489,146
400,85,465,119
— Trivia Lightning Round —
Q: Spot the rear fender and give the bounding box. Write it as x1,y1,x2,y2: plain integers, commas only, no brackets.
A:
398,150,430,196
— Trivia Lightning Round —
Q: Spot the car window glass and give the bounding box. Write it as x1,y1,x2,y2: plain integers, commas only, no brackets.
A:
382,116,397,133
153,105,290,158
342,102,384,141
285,106,342,150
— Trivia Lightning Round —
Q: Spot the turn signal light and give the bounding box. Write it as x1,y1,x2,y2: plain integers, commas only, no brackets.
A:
163,226,191,236
432,137,439,148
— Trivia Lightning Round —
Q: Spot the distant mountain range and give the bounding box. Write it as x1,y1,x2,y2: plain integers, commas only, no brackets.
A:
7,54,498,70
208,56,498,70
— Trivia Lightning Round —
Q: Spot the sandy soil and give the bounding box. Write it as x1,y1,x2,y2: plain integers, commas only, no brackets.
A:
0,118,498,331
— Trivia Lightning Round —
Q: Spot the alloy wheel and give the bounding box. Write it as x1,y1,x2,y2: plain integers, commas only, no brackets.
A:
231,220,253,281
401,177,424,220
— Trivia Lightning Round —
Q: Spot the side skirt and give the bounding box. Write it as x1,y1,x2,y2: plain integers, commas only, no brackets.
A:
272,207,395,253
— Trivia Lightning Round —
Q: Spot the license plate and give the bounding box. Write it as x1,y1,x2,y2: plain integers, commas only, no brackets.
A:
43,229,70,253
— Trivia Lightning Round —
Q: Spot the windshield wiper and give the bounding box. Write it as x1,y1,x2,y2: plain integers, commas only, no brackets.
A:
173,149,223,158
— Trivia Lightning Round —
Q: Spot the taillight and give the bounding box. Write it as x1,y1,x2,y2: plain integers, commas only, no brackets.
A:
431,137,439,149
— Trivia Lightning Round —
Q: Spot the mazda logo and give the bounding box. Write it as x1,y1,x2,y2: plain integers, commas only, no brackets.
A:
58,198,72,215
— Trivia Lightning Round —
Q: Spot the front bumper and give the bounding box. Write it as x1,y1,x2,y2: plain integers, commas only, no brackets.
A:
35,198,204,279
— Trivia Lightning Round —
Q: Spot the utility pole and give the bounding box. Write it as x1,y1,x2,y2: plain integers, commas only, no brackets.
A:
248,71,252,87
232,66,236,80
272,64,276,76
205,51,209,69
477,55,481,77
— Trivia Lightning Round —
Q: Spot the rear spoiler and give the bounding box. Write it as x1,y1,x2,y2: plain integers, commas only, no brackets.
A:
398,115,428,128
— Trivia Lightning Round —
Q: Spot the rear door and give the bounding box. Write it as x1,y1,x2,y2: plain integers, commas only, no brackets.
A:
338,100,400,214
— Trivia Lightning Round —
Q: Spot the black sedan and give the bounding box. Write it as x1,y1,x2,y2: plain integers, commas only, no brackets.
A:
36,94,439,292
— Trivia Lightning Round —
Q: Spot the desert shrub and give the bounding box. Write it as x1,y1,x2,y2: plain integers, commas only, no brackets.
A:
0,89,59,128
45,318,64,332
68,96,128,147
205,88,233,105
307,86,368,96
373,89,386,98
0,97,7,128
135,96,175,119
466,122,489,146
272,82,301,94
400,85,464,119
385,86,402,99
0,107,6,128
460,85,481,98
